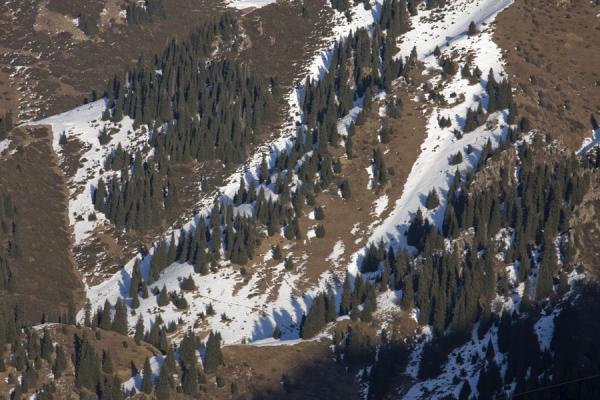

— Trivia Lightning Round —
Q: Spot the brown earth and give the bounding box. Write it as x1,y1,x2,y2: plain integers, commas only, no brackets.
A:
495,0,600,150
0,125,85,323
217,338,361,400
65,0,337,284
0,323,159,399
234,65,430,306
240,0,334,91
0,0,225,121
570,173,600,277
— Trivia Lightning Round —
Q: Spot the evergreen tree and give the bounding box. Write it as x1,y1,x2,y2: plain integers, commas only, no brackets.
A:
111,298,128,335
204,331,224,373
155,362,171,400
157,285,169,307
141,357,153,394
425,188,440,209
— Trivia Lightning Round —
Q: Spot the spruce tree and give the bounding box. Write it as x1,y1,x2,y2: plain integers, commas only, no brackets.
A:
141,357,153,394
204,331,224,373
155,362,171,400
157,285,169,307
112,298,128,335
425,188,440,209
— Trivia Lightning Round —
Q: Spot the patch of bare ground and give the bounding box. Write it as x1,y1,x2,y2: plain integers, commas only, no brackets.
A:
35,2,88,42
0,126,84,323
0,0,225,121
0,323,159,399
50,324,159,378
60,135,86,179
241,0,333,89
0,69,18,116
283,76,428,293
570,173,600,277
216,339,361,399
495,0,600,150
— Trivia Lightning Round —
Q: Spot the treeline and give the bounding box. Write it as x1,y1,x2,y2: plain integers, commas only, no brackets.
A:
126,0,165,25
0,110,12,141
94,149,178,230
120,0,417,291
330,0,442,18
0,296,228,398
81,295,225,398
94,14,272,230
103,14,268,165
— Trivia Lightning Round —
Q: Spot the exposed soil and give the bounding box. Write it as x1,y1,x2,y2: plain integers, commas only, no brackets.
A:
571,173,600,277
217,338,361,399
240,0,334,92
0,126,84,323
0,0,224,122
495,0,600,150
234,66,430,306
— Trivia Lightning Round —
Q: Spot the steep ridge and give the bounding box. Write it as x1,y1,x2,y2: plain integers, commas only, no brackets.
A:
2,0,599,399
79,0,390,345
68,0,518,344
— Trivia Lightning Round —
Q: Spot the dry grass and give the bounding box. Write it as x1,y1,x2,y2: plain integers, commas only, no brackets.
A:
495,0,600,150
0,126,84,323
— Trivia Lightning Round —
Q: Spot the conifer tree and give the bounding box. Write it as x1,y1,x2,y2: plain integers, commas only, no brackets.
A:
52,345,67,378
204,331,224,373
425,188,440,209
273,325,282,339
141,357,153,394
99,300,112,330
157,285,169,307
112,298,128,335
155,362,171,400
468,21,477,36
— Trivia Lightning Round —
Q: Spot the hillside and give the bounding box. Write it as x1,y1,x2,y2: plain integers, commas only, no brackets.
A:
0,0,599,399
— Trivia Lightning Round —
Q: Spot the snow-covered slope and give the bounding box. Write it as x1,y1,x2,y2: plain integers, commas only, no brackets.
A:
34,0,515,354
32,100,140,244
78,0,386,345
350,0,514,271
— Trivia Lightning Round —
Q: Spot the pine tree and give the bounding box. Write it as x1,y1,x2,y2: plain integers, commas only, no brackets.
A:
52,345,67,378
425,189,440,209
273,325,282,339
40,330,54,362
111,375,124,400
155,362,171,400
102,350,114,374
402,273,415,309
468,21,477,36
141,357,153,394
204,331,224,373
99,300,112,330
182,363,199,395
340,274,352,315
157,285,169,307
111,298,128,335
300,293,328,339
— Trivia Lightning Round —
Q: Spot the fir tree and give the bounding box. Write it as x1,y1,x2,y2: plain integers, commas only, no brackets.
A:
204,331,224,373
141,357,153,394
111,298,128,335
